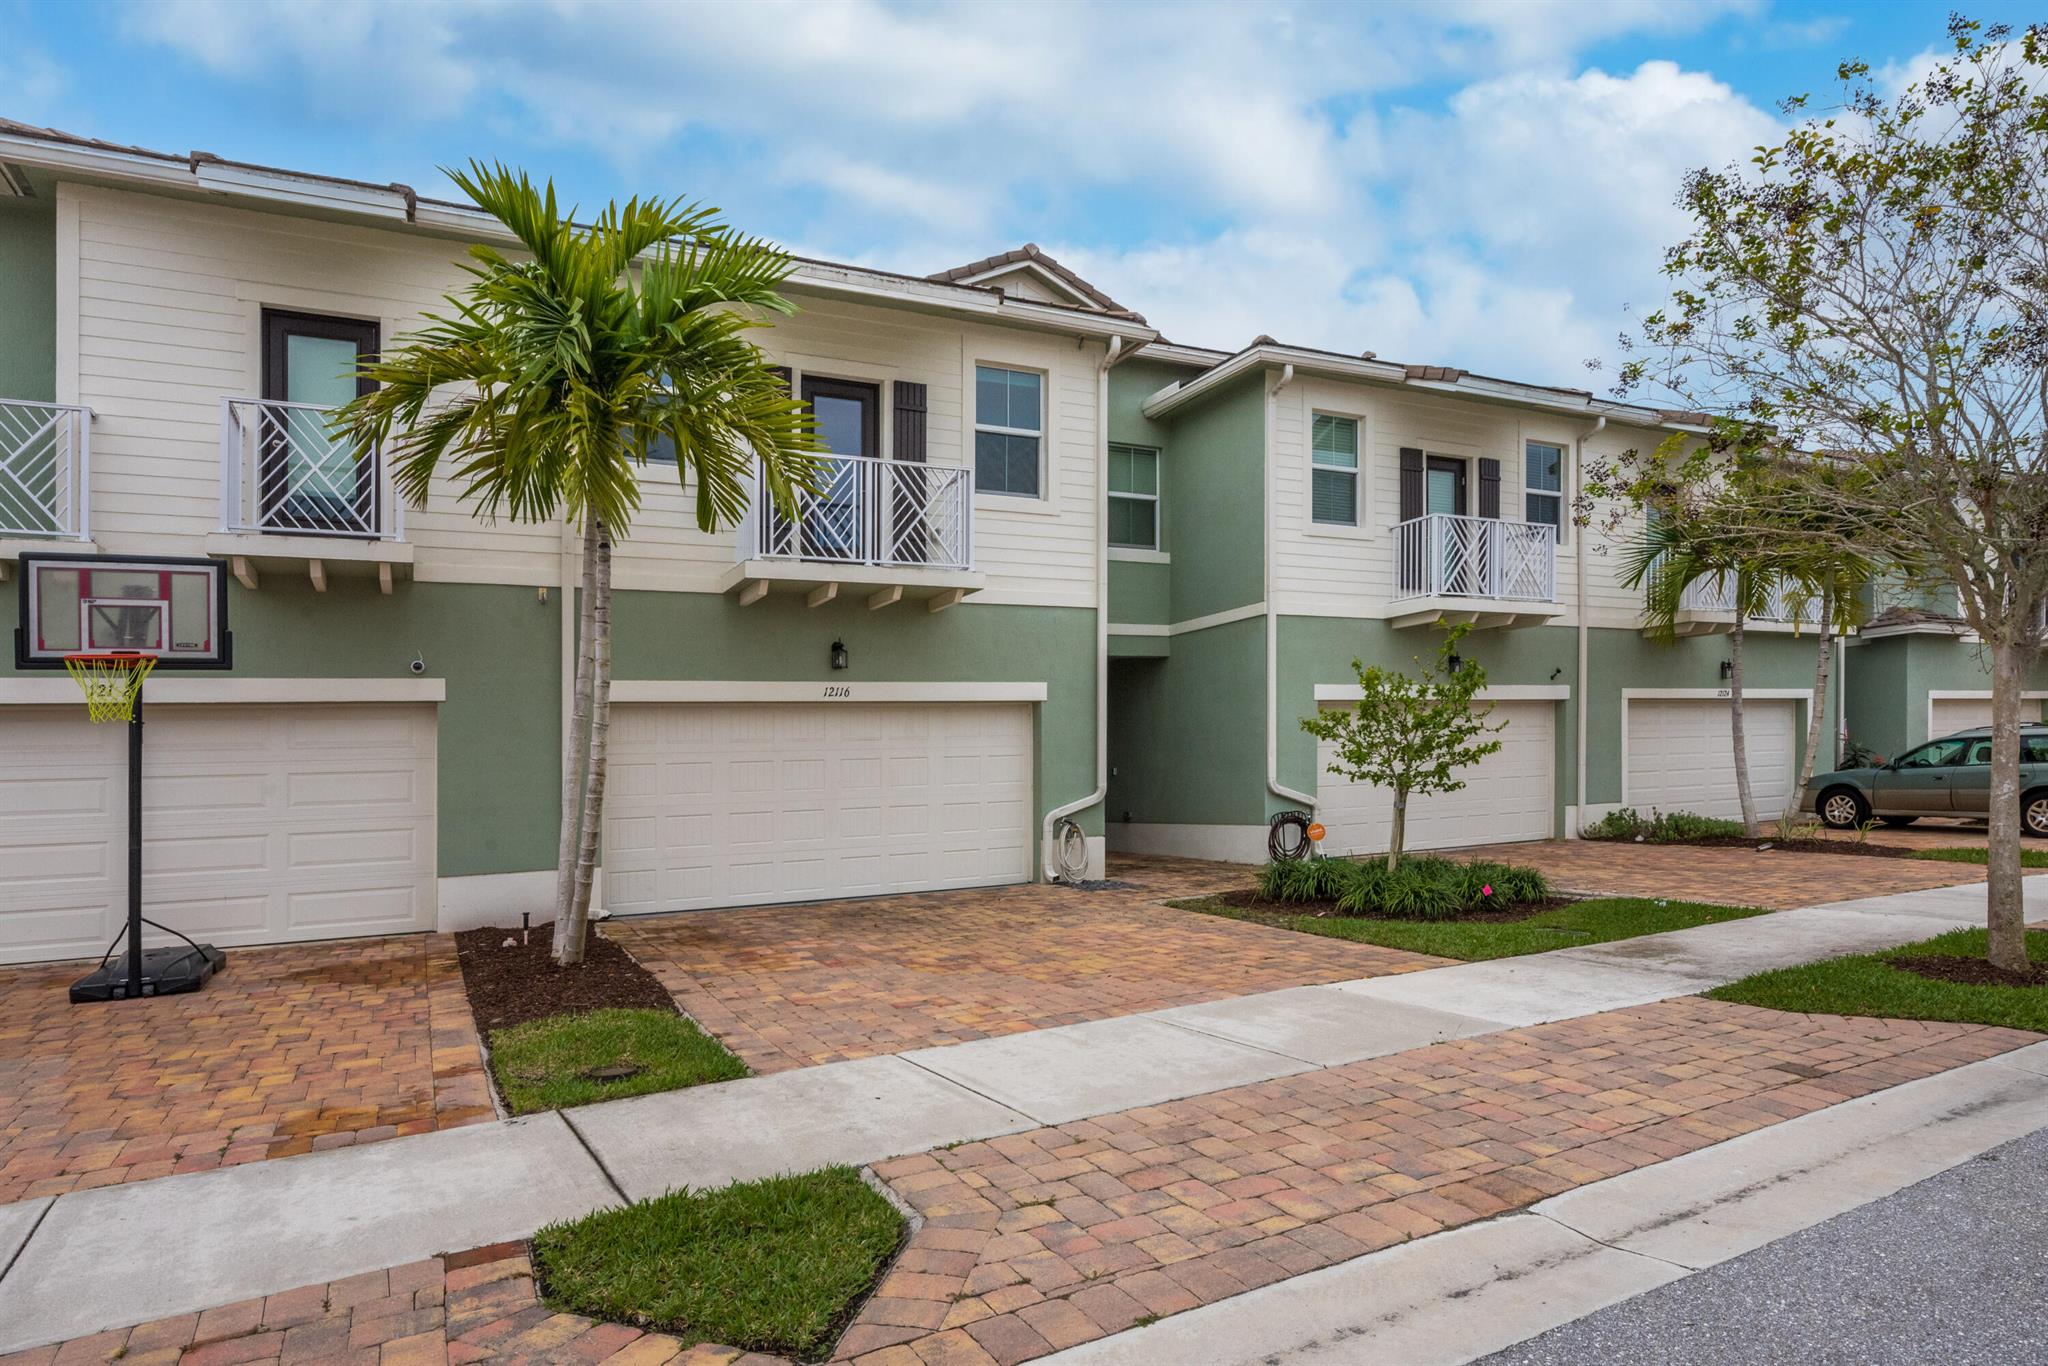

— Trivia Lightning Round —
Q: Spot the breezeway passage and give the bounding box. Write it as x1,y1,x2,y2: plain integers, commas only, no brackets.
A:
601,700,1035,915
0,703,438,964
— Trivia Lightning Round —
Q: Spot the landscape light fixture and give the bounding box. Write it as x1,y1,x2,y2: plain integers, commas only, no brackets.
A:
830,639,849,671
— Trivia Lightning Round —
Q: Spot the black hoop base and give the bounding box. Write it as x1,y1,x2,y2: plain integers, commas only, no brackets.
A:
70,943,226,1004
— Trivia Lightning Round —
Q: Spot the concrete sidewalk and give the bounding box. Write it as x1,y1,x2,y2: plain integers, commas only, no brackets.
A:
0,877,2038,1354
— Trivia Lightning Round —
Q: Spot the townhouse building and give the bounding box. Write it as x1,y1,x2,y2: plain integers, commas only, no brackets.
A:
1,120,2038,963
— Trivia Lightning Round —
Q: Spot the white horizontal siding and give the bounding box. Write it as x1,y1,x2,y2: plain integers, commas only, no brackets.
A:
1267,375,1654,629
59,185,1101,600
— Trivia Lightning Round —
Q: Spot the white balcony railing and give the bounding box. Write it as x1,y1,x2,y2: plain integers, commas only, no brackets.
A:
1395,513,1557,602
220,398,401,540
1679,574,1826,626
0,399,91,540
736,452,972,571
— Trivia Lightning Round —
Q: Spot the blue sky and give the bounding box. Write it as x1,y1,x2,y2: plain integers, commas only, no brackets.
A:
4,0,2020,386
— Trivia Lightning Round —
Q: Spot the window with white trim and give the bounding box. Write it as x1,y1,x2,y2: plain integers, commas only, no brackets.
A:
1525,440,1563,533
1108,443,1159,549
974,365,1043,496
1311,414,1359,526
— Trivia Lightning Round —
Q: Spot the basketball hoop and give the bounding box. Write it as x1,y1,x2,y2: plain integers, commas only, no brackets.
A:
64,652,157,724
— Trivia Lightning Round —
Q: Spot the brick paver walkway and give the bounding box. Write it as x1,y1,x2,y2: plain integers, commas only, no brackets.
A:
14,997,2034,1365
0,937,490,1205
614,858,1445,1074
1448,839,1985,909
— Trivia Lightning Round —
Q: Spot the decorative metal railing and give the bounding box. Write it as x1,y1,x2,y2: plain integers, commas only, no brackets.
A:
1679,574,1826,625
1394,512,1556,602
0,399,91,539
220,398,400,540
736,452,972,571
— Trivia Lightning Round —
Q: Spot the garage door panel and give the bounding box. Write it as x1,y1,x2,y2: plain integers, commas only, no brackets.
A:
605,701,1034,916
1,704,437,964
1316,700,1556,855
1930,699,1994,735
1626,698,1796,820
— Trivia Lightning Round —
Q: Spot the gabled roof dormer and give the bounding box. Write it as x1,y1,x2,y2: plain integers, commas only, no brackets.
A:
929,243,1146,322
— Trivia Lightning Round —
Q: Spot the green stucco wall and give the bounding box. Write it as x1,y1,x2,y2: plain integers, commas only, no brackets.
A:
1156,377,1267,623
1843,632,2048,760
1109,558,1170,627
1105,615,1268,827
0,194,56,403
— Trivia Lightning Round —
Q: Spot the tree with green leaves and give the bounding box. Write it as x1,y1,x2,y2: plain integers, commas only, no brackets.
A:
339,164,821,966
1593,17,2048,969
1301,626,1504,870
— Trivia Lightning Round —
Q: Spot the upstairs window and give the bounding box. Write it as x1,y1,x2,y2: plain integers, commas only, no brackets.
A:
1311,414,1359,525
1525,440,1564,532
975,365,1042,497
1108,443,1159,549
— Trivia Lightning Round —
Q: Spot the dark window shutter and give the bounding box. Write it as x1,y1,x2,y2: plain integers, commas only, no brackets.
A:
1398,448,1425,522
768,365,792,392
1477,457,1501,519
893,381,927,463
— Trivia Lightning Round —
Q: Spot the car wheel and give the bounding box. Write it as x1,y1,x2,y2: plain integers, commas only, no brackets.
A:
1820,788,1868,829
1879,815,1919,828
2024,791,2048,838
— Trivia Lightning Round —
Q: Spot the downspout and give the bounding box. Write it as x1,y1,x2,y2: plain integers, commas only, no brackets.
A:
1266,363,1317,811
1573,414,1606,834
1042,333,1122,878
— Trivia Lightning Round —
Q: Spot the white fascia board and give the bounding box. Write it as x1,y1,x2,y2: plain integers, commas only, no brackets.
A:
1620,687,1813,701
0,677,447,705
951,260,1097,308
1135,341,1232,368
1927,689,2048,700
1315,683,1570,703
609,680,1047,704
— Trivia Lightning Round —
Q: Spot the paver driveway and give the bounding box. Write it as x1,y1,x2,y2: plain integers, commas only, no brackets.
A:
612,856,1446,1074
0,937,490,1206
1448,839,1987,909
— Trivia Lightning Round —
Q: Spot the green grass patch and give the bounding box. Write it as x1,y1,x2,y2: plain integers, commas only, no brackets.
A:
487,1007,749,1115
1706,928,2048,1032
1910,846,2048,868
533,1166,904,1360
1175,895,1767,961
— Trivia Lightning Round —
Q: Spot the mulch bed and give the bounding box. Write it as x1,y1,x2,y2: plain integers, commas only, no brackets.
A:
1890,954,2048,988
1593,836,1919,859
1210,888,1580,924
454,923,680,1034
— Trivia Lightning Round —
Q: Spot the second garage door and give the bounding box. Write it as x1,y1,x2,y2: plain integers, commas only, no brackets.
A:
1315,700,1556,855
1626,697,1798,820
603,701,1034,915
0,704,439,965
1929,696,2047,737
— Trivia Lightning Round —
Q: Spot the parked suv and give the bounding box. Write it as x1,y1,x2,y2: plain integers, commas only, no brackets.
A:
1807,724,2048,834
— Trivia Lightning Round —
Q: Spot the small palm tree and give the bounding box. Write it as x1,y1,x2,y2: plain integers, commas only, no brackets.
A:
1775,542,1875,829
339,164,821,965
1622,511,1778,836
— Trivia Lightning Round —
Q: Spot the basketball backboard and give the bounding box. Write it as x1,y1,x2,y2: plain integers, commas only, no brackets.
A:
15,553,231,669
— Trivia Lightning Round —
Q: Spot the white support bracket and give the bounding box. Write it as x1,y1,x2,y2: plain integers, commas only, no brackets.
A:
378,562,394,596
867,585,903,611
737,579,771,607
928,587,967,614
232,556,258,592
307,559,326,593
806,582,839,609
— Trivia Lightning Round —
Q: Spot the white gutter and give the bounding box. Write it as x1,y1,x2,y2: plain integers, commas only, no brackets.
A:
1574,414,1606,833
1042,333,1124,878
1265,363,1318,813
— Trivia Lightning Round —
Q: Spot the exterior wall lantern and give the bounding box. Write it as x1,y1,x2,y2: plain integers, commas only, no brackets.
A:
1719,660,1734,680
830,639,849,671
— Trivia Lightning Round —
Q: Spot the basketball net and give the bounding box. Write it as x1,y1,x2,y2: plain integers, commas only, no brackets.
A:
64,652,156,724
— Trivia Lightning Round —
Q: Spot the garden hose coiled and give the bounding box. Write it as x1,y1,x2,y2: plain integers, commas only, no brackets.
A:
1268,810,1313,861
1052,816,1091,881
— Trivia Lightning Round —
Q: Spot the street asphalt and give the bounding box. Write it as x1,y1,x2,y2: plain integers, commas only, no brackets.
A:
1479,1123,2048,1366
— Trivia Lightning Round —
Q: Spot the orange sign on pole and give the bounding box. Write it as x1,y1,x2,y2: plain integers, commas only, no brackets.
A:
1305,822,1326,843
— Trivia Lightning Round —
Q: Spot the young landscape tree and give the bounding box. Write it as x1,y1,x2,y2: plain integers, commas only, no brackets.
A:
1594,18,2048,969
1301,627,1504,871
340,164,821,966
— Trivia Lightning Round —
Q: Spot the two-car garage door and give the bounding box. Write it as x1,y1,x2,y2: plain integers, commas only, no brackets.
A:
0,704,438,965
602,701,1034,915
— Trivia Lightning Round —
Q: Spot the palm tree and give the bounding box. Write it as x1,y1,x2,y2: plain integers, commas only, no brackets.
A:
339,164,821,965
1622,512,1778,836
1775,544,1875,830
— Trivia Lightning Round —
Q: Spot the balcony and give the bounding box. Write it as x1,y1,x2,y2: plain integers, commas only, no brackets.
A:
211,397,411,593
721,452,982,610
1666,574,1826,636
0,399,92,559
1390,512,1562,629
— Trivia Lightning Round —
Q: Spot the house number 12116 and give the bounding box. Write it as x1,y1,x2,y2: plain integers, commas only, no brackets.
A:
823,685,852,699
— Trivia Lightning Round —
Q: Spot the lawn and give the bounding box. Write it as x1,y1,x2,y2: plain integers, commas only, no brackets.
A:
1174,895,1767,961
533,1166,905,1360
487,1007,749,1115
1707,927,2048,1032
1911,846,2048,868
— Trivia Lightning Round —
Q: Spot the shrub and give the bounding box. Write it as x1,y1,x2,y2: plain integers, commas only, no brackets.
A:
1583,807,1745,842
1258,856,1363,903
1253,854,1555,922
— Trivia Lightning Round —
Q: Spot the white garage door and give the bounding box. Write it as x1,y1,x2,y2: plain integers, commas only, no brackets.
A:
604,702,1034,915
0,704,438,965
1626,698,1797,820
1931,698,1995,736
1315,700,1556,855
